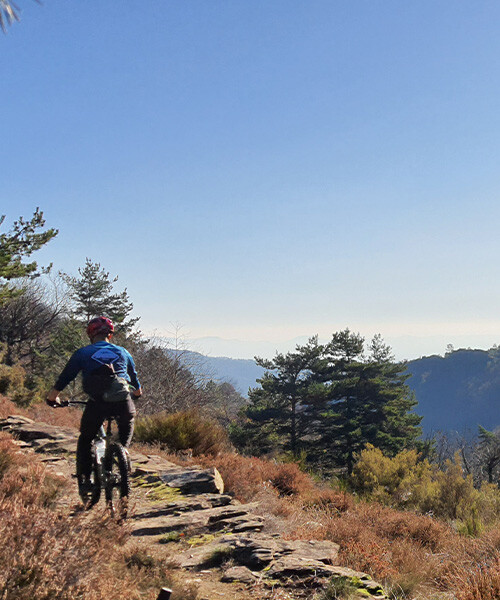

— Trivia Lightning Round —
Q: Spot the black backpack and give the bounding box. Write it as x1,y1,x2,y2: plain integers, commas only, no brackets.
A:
83,363,131,403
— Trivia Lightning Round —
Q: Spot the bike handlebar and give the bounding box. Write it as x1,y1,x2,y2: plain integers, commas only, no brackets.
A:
46,398,87,408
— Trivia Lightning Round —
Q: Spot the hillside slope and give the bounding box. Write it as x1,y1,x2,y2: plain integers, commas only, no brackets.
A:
406,349,500,433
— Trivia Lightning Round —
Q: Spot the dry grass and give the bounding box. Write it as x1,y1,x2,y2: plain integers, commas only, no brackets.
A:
185,451,321,502
286,493,500,600
297,501,452,593
445,555,500,600
0,430,195,600
0,394,32,419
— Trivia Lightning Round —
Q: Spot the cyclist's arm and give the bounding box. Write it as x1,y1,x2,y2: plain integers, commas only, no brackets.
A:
125,351,142,397
48,351,83,402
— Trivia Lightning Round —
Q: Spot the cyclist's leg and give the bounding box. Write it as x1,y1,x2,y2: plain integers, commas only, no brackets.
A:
113,397,136,474
114,396,136,449
77,401,105,479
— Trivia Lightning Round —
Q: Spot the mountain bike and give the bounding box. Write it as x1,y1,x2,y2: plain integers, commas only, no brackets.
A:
49,399,131,520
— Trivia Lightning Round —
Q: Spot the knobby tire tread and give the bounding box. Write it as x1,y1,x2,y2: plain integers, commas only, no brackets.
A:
105,442,130,518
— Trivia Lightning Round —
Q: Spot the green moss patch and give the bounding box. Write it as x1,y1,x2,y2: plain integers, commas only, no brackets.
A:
158,531,183,544
132,475,181,502
186,533,219,547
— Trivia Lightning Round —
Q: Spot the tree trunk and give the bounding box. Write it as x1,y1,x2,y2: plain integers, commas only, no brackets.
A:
291,396,297,456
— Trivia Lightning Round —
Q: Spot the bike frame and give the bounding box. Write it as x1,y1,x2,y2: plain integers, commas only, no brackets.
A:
50,398,130,518
93,418,117,472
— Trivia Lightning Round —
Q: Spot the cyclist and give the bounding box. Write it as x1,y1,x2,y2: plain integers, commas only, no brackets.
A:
46,316,142,486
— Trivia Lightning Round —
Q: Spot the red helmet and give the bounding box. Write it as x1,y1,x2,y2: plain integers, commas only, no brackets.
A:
86,316,114,339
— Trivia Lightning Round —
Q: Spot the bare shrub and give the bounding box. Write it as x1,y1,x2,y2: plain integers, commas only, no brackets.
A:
133,336,209,415
194,452,319,502
0,278,68,367
134,410,231,456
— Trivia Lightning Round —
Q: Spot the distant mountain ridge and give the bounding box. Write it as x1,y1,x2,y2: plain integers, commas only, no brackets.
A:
406,349,500,433
186,348,500,434
192,352,266,394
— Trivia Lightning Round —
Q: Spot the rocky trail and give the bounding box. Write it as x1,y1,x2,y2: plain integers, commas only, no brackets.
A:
0,415,389,600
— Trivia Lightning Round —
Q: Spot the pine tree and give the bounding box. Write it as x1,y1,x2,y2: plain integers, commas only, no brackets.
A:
313,329,367,473
477,426,500,483
317,331,422,474
0,0,20,32
237,329,422,473
0,209,58,305
241,337,322,457
62,258,139,335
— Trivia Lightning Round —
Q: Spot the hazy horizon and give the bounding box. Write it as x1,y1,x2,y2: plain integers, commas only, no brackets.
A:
150,331,500,362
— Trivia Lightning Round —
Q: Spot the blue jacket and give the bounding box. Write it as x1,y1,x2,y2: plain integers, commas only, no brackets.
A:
54,341,141,391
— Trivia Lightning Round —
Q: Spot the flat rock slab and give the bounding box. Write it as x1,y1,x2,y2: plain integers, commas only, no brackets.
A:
0,416,78,445
177,533,339,570
132,494,235,520
228,534,339,568
133,456,183,473
130,503,260,538
268,557,349,578
268,560,388,598
128,452,152,466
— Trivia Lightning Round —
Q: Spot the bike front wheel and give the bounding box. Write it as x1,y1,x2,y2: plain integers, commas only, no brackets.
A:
104,443,130,520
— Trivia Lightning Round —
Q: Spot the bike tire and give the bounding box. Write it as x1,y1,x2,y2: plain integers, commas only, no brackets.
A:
104,443,130,519
77,446,101,509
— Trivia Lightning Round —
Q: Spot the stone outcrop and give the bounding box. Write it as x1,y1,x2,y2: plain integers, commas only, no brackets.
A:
0,414,389,599
0,415,78,453
160,467,224,494
178,534,340,570
177,534,386,597
130,502,264,537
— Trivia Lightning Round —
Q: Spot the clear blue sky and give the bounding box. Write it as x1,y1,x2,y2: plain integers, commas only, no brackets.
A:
3,1,500,359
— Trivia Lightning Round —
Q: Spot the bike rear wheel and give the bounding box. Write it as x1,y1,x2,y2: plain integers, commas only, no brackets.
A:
104,443,130,520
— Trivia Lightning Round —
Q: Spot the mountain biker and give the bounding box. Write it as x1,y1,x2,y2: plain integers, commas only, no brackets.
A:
46,316,142,485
